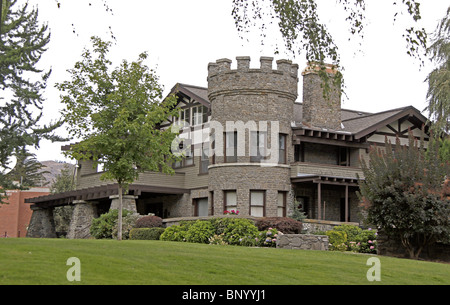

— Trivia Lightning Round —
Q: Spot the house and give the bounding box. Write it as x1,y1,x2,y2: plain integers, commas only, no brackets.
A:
25,57,430,238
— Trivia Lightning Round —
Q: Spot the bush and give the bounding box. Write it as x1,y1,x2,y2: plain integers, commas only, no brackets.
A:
325,225,378,254
129,227,165,240
135,215,163,228
90,209,133,239
160,224,189,242
326,230,347,251
255,217,303,234
185,220,215,244
255,228,279,247
211,218,259,245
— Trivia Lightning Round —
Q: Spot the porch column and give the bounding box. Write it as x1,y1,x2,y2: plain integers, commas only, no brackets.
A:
317,182,321,220
345,185,349,222
109,195,138,213
67,200,98,239
26,206,57,238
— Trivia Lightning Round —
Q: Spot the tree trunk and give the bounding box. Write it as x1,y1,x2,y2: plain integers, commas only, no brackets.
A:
117,184,123,241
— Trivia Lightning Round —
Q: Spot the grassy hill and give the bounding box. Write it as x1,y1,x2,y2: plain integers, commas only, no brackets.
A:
0,238,448,285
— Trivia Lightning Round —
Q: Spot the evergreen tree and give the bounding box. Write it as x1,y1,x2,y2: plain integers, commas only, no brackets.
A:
0,0,64,202
6,148,49,187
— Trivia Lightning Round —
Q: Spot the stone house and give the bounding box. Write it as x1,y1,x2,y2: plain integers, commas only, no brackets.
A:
25,57,430,238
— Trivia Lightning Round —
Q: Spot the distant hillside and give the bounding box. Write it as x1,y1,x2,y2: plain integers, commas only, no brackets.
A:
39,161,76,187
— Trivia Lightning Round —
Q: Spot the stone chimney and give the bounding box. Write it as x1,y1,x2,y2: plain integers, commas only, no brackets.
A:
302,63,341,130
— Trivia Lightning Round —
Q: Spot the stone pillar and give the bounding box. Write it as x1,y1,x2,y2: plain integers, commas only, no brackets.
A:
109,195,138,213
67,200,98,239
26,206,57,238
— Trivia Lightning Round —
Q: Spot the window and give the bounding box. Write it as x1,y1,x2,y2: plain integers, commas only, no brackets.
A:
250,131,266,162
277,192,287,217
179,108,190,127
279,134,287,164
224,190,237,213
200,144,209,174
224,131,237,163
193,198,209,217
192,105,209,126
250,190,265,217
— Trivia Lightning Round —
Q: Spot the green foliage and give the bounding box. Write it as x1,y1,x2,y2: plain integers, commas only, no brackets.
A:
56,36,179,190
129,227,165,240
358,130,450,259
160,224,189,242
185,220,215,244
6,149,48,187
90,209,133,239
326,230,347,251
329,224,377,254
0,0,64,203
211,218,259,246
425,6,450,135
159,217,276,247
50,164,75,194
231,0,426,98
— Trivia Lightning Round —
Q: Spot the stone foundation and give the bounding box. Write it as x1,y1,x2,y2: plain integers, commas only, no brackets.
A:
276,234,329,251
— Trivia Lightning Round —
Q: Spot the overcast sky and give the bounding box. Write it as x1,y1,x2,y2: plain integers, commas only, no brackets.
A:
22,0,448,162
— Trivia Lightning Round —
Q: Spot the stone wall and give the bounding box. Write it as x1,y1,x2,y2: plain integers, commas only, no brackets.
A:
276,234,329,251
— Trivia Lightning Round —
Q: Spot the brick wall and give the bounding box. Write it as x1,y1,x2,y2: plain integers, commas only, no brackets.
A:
0,188,50,237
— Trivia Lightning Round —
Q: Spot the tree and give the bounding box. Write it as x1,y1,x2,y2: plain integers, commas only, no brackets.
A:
231,0,426,96
6,148,48,187
56,36,179,240
0,0,64,202
425,6,450,136
358,131,450,259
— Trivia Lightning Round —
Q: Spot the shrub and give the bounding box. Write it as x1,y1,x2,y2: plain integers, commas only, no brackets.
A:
211,218,259,245
325,225,378,254
354,228,377,254
135,215,163,228
255,228,279,247
160,224,189,242
255,217,303,234
90,209,133,239
185,220,215,244
129,227,165,240
326,230,347,251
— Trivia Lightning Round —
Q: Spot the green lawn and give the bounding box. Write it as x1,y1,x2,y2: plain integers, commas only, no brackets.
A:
0,238,448,285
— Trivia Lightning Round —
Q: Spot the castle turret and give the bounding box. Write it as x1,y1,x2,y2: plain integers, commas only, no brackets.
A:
207,56,298,217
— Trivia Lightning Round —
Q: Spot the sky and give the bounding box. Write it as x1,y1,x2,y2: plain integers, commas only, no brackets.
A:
19,0,449,163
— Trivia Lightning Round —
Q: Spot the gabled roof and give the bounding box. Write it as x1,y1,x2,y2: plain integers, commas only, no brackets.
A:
341,106,428,139
169,83,210,107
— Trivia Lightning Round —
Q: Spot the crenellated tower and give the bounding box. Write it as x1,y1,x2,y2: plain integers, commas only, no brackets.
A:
207,56,298,217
